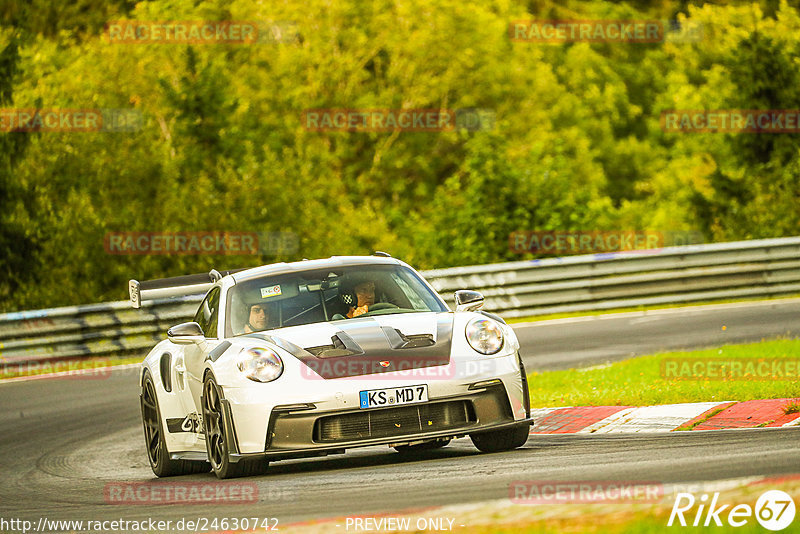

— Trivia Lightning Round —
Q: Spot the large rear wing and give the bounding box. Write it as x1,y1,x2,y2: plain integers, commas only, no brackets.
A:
128,268,247,308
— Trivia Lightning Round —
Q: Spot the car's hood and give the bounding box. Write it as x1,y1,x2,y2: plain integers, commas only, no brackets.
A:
245,312,454,379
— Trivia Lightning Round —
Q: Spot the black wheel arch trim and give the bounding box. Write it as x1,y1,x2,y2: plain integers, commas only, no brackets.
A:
201,370,243,460
140,369,168,466
517,351,531,419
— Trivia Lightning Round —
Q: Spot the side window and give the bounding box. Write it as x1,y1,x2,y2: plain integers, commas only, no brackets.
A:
193,287,221,338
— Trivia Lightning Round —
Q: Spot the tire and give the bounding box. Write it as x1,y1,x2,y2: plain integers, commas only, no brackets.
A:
470,424,530,453
202,374,268,479
140,371,210,477
393,439,451,453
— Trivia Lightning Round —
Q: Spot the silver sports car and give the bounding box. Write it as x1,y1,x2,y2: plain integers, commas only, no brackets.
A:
131,255,532,478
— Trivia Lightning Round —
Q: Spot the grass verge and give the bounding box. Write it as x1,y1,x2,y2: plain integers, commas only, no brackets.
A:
527,339,800,407
784,401,800,414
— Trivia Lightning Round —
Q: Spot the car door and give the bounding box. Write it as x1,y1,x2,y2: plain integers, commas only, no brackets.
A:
185,286,223,414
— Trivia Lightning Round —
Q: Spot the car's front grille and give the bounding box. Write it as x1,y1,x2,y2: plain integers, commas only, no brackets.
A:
314,401,476,442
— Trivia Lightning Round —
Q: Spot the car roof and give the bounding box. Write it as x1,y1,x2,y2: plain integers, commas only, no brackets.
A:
231,256,403,283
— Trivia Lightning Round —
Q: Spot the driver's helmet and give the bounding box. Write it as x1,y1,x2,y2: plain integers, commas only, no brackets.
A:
338,273,374,308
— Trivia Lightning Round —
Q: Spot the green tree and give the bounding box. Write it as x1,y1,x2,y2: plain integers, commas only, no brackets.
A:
0,36,39,305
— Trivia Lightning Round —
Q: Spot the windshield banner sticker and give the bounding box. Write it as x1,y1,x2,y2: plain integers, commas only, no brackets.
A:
260,285,282,298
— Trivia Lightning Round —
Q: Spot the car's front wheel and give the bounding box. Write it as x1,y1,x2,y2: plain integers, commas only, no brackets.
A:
202,374,268,479
470,424,530,453
141,371,210,477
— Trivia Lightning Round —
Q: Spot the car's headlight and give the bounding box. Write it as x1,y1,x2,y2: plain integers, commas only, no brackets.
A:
465,317,504,355
235,347,283,383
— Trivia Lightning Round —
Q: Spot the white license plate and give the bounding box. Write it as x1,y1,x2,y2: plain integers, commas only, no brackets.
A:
359,384,428,409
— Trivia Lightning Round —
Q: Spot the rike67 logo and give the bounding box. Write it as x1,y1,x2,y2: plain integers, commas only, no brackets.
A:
669,490,796,531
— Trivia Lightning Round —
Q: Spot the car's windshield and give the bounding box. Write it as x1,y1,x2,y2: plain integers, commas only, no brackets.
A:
225,264,448,336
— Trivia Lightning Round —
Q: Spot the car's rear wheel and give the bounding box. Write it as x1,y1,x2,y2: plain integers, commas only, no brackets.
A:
470,424,530,453
202,375,268,479
141,371,210,477
393,439,451,453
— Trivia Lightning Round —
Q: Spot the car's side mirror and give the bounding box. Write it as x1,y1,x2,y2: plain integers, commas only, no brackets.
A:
167,322,205,344
454,290,485,312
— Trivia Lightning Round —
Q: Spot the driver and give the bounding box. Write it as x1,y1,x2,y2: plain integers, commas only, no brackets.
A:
244,302,270,333
346,280,375,318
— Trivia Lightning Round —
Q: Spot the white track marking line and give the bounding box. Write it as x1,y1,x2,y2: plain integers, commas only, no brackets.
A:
579,402,730,434
782,415,800,427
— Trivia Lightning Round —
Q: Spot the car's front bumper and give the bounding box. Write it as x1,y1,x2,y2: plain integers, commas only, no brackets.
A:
227,380,531,462
220,348,530,456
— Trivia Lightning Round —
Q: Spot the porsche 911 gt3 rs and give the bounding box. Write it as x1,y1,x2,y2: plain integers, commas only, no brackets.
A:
130,255,532,478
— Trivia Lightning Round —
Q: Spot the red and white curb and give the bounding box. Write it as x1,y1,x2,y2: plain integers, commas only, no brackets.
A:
530,399,800,434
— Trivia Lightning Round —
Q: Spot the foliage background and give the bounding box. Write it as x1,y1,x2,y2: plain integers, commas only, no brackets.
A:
0,0,798,311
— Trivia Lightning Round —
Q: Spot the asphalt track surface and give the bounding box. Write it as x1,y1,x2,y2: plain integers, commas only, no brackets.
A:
1,299,799,530
516,298,800,371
